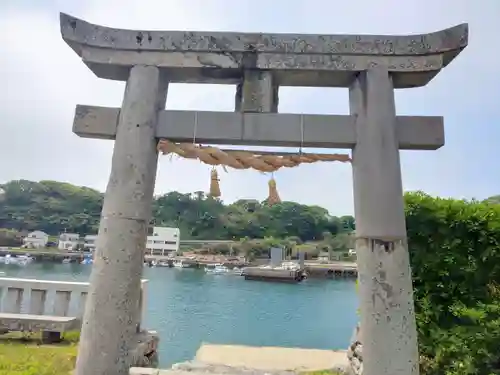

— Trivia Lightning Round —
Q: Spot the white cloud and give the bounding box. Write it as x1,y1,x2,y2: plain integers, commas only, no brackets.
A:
1,0,499,215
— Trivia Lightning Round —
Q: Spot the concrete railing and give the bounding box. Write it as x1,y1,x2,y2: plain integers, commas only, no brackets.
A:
0,277,148,327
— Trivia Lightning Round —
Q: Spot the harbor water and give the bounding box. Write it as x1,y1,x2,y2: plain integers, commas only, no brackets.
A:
0,263,358,367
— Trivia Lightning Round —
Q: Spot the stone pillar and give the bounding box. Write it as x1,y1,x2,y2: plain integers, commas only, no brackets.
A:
75,65,168,375
349,68,419,375
235,71,278,112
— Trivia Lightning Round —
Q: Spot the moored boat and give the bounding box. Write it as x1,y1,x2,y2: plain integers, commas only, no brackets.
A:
173,259,189,268
205,263,229,274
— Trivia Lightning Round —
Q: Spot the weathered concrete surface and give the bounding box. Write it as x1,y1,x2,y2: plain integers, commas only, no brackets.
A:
60,13,468,88
0,313,78,332
237,71,279,113
350,68,419,375
194,344,349,371
74,65,168,375
73,106,444,150
128,347,350,375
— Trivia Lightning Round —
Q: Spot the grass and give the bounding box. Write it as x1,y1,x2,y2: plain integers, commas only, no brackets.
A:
0,331,79,375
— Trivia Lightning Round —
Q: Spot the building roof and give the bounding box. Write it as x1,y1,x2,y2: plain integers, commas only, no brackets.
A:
28,230,48,236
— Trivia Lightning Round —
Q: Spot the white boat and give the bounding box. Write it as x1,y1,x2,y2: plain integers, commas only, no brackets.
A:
3,254,12,264
20,254,34,263
279,261,301,271
62,258,71,264
205,263,229,274
3,254,33,266
232,267,244,276
81,256,93,265
173,259,189,268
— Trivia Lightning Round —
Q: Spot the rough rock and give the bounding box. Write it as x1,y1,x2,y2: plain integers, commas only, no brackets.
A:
347,324,363,375
130,330,160,368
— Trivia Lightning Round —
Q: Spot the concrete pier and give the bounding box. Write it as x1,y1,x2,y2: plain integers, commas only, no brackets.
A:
194,344,348,371
243,267,305,283
305,262,358,279
74,66,168,375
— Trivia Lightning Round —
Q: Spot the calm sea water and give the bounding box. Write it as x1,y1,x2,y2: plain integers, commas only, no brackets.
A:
0,263,358,367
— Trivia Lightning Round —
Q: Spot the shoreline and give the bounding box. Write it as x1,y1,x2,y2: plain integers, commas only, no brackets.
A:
0,249,358,279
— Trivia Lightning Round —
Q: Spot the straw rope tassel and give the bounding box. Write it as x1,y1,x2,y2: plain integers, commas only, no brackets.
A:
209,168,221,198
267,176,281,206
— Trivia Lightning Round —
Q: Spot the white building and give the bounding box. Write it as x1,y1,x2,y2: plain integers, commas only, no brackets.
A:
23,231,49,248
58,233,80,250
83,234,98,252
146,227,180,256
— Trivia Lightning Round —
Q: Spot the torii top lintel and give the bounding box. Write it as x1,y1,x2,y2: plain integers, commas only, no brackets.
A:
60,13,468,88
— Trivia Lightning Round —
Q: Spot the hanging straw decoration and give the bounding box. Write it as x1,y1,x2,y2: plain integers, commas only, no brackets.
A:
209,168,221,198
158,114,351,201
267,174,281,206
157,140,351,172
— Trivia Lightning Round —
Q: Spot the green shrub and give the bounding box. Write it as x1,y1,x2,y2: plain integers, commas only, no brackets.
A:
406,192,500,375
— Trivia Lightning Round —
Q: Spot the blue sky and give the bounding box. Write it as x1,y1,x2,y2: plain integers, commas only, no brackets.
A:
1,0,499,215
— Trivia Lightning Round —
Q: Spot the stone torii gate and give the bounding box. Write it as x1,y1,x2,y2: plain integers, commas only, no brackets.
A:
60,13,468,375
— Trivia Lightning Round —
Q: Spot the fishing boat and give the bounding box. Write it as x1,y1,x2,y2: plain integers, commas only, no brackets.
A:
232,266,244,276
81,254,93,265
205,263,229,274
173,259,189,268
3,254,33,266
280,261,301,271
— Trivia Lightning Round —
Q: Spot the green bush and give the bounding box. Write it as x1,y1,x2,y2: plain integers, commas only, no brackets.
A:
405,192,500,375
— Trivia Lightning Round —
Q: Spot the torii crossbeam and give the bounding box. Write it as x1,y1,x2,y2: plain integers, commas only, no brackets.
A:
60,13,467,375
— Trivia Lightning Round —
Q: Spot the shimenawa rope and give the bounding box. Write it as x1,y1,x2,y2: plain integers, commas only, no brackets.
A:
157,140,351,172
157,115,351,203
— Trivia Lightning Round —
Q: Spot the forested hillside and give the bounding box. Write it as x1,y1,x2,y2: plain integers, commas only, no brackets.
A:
0,180,355,240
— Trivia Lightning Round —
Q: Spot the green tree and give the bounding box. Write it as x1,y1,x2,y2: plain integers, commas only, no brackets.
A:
0,228,23,247
0,180,345,242
484,195,500,204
